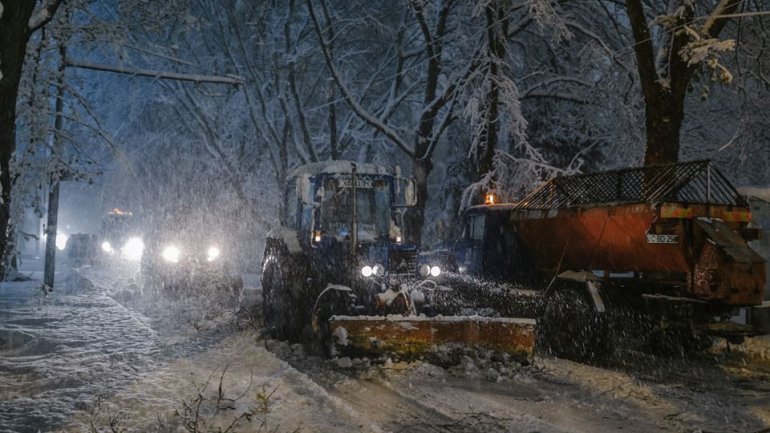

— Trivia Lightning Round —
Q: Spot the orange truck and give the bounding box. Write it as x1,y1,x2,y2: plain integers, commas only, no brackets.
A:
456,160,767,360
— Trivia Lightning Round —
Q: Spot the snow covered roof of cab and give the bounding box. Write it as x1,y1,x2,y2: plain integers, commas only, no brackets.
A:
738,186,770,203
287,160,392,179
466,203,518,212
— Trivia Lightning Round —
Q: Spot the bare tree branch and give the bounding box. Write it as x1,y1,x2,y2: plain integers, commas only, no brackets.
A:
65,60,244,85
28,0,64,33
307,0,415,158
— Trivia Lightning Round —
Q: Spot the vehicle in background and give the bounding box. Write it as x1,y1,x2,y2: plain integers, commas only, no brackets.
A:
98,208,144,263
140,212,243,302
63,233,98,262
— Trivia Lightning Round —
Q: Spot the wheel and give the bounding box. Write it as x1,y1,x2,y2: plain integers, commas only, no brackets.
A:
261,258,304,341
643,321,713,356
310,286,357,357
540,287,614,363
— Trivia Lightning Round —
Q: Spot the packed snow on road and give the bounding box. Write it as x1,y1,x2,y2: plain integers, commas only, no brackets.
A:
1,259,768,433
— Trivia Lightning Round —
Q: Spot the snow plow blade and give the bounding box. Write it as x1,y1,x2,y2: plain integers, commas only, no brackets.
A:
329,315,536,363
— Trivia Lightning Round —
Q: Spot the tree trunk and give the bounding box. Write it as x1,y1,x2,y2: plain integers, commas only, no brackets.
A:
405,157,431,245
478,2,508,176
625,0,742,167
643,93,685,166
0,2,36,280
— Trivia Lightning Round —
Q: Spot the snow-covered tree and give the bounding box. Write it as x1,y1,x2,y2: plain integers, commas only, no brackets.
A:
0,0,64,279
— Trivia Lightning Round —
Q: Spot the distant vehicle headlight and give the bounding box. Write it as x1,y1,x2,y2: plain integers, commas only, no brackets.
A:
121,237,144,261
101,241,114,253
161,245,181,263
430,266,441,277
56,233,68,251
361,265,373,277
418,264,430,278
372,264,384,277
207,246,221,262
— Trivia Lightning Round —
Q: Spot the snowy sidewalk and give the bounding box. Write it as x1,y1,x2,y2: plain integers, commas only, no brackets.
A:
0,273,159,433
0,266,377,433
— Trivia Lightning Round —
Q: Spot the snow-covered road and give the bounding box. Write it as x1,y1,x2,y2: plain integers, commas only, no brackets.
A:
2,265,769,433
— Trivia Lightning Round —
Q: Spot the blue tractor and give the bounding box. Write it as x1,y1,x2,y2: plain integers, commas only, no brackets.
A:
261,161,536,359
262,161,421,341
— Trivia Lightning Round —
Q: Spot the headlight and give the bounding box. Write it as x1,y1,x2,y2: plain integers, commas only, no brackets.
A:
419,264,441,278
56,234,68,251
372,264,384,276
121,237,144,261
361,264,384,278
101,241,113,253
161,245,181,263
207,246,221,262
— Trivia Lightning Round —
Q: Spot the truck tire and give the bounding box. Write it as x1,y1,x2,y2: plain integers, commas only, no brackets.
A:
540,287,614,363
643,321,713,356
262,259,303,341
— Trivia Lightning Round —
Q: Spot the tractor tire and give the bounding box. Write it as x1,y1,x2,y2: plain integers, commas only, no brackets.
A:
310,286,357,357
540,287,614,363
262,259,304,342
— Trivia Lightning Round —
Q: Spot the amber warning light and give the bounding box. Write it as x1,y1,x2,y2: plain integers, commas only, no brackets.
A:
484,192,497,205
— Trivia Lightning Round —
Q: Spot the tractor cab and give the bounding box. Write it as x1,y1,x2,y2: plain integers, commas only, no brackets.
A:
263,161,435,340
453,203,536,283
276,161,419,287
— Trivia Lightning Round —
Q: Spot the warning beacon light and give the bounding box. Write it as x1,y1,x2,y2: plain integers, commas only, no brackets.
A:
484,192,497,205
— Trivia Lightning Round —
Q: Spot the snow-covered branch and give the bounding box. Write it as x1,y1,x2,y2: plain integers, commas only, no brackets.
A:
65,61,244,85
307,0,415,158
28,0,63,33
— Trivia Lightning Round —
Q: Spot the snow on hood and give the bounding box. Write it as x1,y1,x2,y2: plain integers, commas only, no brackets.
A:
288,160,392,179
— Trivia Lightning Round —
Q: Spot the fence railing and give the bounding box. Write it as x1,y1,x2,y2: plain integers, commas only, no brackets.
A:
513,160,746,210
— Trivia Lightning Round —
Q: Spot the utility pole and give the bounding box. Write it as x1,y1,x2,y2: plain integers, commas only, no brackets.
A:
43,43,67,290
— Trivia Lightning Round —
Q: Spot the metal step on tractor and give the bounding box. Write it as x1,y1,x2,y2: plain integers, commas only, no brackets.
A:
261,161,535,362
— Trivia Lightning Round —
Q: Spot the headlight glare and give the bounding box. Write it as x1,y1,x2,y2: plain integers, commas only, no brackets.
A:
122,237,144,261
418,264,430,278
101,241,113,253
430,265,441,277
361,265,373,277
207,246,221,262
161,245,181,263
56,234,68,251
372,264,384,277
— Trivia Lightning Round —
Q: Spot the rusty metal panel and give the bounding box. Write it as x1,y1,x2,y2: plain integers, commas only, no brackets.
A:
660,203,696,219
660,203,752,223
511,204,690,273
693,219,765,306
329,315,536,363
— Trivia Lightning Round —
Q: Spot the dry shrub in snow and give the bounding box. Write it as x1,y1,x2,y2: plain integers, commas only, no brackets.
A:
75,393,128,433
76,365,299,433
175,364,299,433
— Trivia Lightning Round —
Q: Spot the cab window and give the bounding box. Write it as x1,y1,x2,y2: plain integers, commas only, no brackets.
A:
284,184,298,229
467,214,486,242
